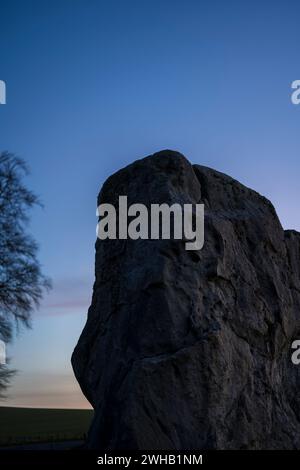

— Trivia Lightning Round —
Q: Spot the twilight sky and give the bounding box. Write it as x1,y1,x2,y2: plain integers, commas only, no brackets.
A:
0,0,300,408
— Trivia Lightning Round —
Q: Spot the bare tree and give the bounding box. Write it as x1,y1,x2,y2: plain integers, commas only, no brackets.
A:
0,152,51,395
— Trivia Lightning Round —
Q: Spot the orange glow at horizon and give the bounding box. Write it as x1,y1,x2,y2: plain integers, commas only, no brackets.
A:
0,372,92,410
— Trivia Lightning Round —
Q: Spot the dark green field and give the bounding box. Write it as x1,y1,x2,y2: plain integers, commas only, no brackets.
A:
0,407,93,446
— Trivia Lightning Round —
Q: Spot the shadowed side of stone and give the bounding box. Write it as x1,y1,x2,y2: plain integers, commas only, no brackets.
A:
72,150,300,450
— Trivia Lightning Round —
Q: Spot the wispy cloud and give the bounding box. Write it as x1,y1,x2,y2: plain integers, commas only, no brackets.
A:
38,276,93,317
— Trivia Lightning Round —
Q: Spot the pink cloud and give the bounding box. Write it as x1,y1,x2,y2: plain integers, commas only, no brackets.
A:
37,276,92,317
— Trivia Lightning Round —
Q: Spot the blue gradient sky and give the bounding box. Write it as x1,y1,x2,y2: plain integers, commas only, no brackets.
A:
0,0,300,408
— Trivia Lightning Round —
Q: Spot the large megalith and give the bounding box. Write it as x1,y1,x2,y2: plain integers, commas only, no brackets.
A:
72,150,300,449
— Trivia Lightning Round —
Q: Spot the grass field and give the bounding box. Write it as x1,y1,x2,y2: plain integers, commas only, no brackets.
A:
0,407,93,446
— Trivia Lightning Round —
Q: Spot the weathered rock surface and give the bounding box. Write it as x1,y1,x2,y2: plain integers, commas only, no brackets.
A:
72,150,300,449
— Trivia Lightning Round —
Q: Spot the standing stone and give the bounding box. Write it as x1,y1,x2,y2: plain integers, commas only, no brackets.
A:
72,150,300,449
